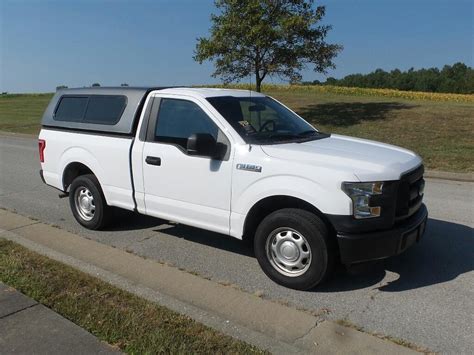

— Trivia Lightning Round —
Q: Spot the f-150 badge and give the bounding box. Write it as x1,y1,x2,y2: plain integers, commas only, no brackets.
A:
236,164,262,173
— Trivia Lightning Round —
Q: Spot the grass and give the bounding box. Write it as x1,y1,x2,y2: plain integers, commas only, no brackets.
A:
265,88,474,172
215,83,474,103
0,238,265,354
0,93,52,134
0,85,473,172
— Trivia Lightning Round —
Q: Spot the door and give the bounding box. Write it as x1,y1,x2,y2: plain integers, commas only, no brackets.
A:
142,96,233,235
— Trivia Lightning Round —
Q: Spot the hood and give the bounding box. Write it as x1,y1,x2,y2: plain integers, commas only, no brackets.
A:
260,134,422,181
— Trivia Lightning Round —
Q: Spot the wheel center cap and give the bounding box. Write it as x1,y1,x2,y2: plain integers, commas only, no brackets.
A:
280,241,299,261
80,197,91,210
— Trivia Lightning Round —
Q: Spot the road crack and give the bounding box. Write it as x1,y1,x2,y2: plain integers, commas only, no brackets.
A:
292,320,320,344
0,303,39,320
0,221,41,235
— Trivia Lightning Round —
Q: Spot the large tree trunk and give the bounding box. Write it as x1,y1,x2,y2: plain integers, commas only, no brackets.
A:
255,76,262,92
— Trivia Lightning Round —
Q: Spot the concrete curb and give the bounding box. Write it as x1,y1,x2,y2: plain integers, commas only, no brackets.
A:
0,228,299,355
425,170,474,182
0,210,417,354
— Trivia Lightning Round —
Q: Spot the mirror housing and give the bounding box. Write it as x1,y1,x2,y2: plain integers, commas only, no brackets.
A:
187,133,225,159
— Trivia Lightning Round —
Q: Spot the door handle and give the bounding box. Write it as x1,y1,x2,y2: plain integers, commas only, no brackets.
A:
145,156,161,166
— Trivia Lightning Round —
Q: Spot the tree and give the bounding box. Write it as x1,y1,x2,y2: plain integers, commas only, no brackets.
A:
92,83,101,87
194,0,342,92
323,63,473,94
325,76,337,85
120,83,129,87
56,85,68,91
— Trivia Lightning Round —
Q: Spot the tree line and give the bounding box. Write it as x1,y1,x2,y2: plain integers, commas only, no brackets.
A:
305,63,473,94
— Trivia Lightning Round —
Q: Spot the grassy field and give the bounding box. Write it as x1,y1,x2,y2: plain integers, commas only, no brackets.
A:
0,93,52,134
0,238,264,354
266,88,474,172
0,86,473,172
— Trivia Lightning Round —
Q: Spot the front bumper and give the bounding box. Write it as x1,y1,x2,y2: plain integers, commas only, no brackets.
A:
335,204,428,264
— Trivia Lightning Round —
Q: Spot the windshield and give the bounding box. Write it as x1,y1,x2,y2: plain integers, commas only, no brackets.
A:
207,96,328,144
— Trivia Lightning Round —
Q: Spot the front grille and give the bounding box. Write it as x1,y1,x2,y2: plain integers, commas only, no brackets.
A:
396,165,425,220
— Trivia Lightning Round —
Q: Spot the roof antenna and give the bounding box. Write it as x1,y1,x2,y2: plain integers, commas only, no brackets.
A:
248,69,253,152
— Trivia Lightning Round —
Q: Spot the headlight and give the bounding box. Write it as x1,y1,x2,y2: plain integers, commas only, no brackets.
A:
342,182,384,219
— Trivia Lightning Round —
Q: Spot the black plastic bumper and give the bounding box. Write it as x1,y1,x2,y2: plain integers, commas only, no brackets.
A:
336,204,428,264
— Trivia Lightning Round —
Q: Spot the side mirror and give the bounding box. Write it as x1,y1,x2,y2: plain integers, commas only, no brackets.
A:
187,133,225,159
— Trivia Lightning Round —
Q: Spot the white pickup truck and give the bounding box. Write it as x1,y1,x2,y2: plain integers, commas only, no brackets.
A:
39,87,427,290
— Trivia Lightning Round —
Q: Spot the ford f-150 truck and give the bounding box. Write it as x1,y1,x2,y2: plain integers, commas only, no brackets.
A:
39,87,427,290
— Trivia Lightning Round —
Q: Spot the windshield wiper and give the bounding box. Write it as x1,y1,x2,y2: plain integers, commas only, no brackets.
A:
298,130,319,136
248,133,299,144
267,133,301,140
264,130,316,140
252,131,329,144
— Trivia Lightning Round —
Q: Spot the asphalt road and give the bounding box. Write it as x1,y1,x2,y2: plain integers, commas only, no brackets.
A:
1,134,473,354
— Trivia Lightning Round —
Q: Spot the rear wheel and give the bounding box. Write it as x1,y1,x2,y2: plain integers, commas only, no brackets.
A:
254,208,334,290
69,174,111,230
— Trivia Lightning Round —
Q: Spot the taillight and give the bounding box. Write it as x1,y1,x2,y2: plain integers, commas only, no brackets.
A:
38,139,46,163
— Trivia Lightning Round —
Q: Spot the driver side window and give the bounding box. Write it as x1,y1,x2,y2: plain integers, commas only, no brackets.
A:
154,98,218,149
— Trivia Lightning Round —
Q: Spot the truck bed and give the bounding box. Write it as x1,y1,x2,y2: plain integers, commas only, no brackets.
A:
39,128,136,211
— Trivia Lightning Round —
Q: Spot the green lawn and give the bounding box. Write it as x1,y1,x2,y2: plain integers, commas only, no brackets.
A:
0,239,265,354
0,88,473,172
0,93,52,134
266,89,474,172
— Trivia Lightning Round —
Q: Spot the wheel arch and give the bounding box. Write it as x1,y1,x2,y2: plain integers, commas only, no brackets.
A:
62,162,96,192
242,195,336,242
58,145,106,193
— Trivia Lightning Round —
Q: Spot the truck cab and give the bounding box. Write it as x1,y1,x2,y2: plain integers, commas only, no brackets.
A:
39,87,427,290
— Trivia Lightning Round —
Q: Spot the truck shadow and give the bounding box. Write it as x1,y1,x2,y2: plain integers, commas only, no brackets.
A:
153,223,255,258
317,218,474,292
106,212,473,293
105,209,255,257
105,209,167,231
297,102,416,127
151,216,473,292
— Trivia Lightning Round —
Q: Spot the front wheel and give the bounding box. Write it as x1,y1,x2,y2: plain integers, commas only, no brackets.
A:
254,208,334,290
69,174,111,230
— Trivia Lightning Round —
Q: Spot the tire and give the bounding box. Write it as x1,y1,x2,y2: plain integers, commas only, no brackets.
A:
254,208,334,290
69,174,111,230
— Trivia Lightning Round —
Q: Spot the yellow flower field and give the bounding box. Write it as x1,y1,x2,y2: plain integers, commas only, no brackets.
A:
211,84,474,103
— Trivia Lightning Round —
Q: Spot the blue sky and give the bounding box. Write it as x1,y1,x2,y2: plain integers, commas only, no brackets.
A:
1,0,472,93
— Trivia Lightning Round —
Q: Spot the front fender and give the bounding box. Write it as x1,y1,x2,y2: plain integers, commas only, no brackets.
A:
233,174,352,217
